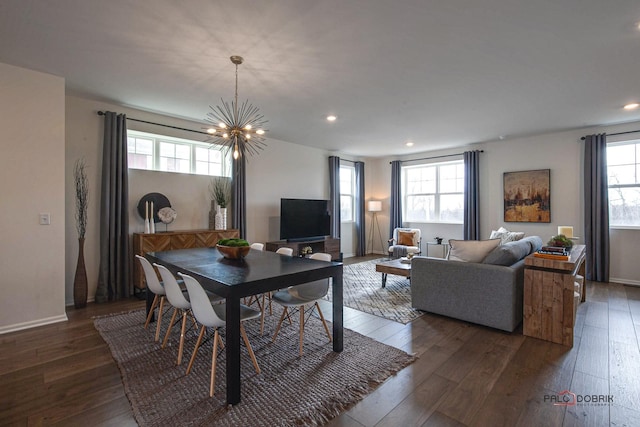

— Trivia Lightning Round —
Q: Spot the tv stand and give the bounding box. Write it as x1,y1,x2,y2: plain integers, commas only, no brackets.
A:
266,237,340,261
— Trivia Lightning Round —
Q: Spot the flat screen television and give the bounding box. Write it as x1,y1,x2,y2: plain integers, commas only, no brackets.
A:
280,198,331,241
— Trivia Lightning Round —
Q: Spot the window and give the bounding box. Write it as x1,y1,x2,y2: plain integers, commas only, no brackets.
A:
340,165,355,222
608,140,640,227
402,160,464,223
127,130,229,176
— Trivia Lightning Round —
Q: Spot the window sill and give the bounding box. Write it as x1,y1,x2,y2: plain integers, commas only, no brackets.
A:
610,225,640,230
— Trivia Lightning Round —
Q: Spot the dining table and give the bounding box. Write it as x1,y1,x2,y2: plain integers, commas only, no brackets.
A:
145,246,343,405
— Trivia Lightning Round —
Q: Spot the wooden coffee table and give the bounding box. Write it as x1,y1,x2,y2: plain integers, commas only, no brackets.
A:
375,258,411,288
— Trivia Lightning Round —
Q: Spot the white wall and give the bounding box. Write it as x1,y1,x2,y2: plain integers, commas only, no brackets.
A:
368,123,640,285
65,95,341,305
0,63,67,333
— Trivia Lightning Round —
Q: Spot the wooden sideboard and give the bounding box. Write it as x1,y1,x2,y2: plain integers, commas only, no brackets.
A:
523,244,586,347
265,237,341,261
132,229,239,289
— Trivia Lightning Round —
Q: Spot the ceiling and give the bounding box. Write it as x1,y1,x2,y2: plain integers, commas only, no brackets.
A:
1,0,640,157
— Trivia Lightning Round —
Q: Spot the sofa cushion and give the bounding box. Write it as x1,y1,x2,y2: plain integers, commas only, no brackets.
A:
489,226,525,244
398,230,416,246
448,239,501,263
482,235,544,265
482,239,532,266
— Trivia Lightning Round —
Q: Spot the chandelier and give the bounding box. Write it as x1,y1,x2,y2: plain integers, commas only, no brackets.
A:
206,56,268,159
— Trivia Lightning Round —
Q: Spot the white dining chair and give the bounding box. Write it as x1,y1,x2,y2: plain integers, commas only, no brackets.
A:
136,255,172,342
275,247,294,256
250,242,264,251
155,263,223,366
271,252,332,355
179,272,261,397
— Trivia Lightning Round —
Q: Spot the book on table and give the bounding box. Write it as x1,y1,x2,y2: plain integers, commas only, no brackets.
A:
533,251,569,261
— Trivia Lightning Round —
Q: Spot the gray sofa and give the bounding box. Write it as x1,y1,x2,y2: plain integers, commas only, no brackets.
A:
411,236,543,332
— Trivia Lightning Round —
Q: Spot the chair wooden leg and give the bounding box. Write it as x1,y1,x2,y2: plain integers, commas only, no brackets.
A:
299,305,305,356
210,329,220,397
162,307,179,348
186,324,206,375
260,294,266,336
272,307,289,342
154,297,166,342
176,311,187,365
217,333,225,350
240,323,261,374
315,302,332,342
144,294,159,329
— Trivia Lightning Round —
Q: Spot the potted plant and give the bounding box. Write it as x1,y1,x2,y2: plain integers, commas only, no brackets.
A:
73,158,89,308
547,234,574,249
209,177,230,229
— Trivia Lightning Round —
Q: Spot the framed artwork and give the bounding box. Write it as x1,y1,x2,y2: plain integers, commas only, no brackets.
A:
503,169,550,223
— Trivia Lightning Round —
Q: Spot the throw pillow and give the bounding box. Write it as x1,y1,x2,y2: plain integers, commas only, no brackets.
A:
398,231,416,246
448,239,501,263
489,226,525,244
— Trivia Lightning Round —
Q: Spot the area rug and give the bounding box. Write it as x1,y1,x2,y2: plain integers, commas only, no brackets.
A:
326,259,423,324
94,307,416,427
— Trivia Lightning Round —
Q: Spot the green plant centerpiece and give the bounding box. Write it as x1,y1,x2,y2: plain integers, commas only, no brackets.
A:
216,238,250,259
547,234,574,249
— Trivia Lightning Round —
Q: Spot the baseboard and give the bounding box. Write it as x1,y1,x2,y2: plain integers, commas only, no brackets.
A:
65,295,96,307
0,313,68,335
609,277,640,287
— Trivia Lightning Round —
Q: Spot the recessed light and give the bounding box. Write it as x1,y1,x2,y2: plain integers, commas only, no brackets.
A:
327,115,337,122
623,103,639,110
405,141,414,147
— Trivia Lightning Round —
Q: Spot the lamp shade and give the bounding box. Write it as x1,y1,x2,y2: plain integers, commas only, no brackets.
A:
368,201,382,212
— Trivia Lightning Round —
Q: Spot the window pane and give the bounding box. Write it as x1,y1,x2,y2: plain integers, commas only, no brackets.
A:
340,195,353,221
440,194,464,222
159,142,175,157
608,165,637,185
406,195,435,222
175,144,190,160
137,138,153,155
407,166,436,194
609,187,640,226
440,164,463,193
607,144,636,166
340,167,353,195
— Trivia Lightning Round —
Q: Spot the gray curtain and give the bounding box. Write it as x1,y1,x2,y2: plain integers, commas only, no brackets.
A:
463,150,481,240
354,161,366,256
329,156,341,238
232,154,246,239
96,112,130,302
389,160,403,238
583,133,610,282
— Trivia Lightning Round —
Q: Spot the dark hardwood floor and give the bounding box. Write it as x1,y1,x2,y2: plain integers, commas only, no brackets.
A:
1,255,639,426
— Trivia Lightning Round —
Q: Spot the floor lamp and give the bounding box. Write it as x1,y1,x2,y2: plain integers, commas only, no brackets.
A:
368,201,384,255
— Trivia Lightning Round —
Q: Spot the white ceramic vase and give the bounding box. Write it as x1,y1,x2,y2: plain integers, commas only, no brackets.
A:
214,205,224,230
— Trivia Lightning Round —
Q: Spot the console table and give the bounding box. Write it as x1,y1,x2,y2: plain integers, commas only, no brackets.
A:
523,244,586,347
265,237,340,261
132,229,239,289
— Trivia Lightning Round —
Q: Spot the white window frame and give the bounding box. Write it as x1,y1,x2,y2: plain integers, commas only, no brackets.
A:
401,159,465,224
607,139,640,229
340,164,355,223
127,130,231,177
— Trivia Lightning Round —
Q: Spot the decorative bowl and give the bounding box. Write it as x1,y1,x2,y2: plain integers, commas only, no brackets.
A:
216,244,250,259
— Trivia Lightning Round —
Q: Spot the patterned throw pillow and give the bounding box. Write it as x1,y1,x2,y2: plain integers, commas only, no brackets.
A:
397,231,416,246
489,226,525,245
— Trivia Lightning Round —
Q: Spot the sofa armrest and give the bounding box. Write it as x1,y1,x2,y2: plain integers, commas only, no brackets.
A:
411,257,525,331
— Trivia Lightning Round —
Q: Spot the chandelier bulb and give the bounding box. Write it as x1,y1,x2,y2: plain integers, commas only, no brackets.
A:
246,134,251,139
223,133,229,138
219,122,226,129
244,124,252,130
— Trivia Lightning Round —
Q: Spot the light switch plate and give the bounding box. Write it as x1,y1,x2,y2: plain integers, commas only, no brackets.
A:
39,213,51,225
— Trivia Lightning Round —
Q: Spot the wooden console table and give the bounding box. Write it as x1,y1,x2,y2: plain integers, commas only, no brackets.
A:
265,237,340,261
523,244,586,347
132,229,239,289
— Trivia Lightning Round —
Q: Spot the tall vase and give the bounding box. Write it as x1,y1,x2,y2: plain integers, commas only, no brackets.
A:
221,207,227,230
73,237,88,309
215,205,224,230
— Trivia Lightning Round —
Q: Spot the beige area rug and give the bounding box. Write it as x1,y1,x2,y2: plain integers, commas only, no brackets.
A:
326,259,424,324
94,307,416,426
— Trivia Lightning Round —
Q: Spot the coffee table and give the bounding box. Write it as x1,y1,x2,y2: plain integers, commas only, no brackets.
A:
375,258,411,288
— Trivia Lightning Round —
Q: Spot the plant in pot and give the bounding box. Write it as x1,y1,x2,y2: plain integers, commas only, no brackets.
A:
209,177,231,230
547,234,574,250
73,158,89,308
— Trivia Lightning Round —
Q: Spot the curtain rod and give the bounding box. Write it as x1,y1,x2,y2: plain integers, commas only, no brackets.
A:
389,150,483,164
97,111,210,136
581,129,640,140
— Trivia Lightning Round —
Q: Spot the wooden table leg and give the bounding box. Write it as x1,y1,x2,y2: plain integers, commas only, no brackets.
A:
226,296,241,405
